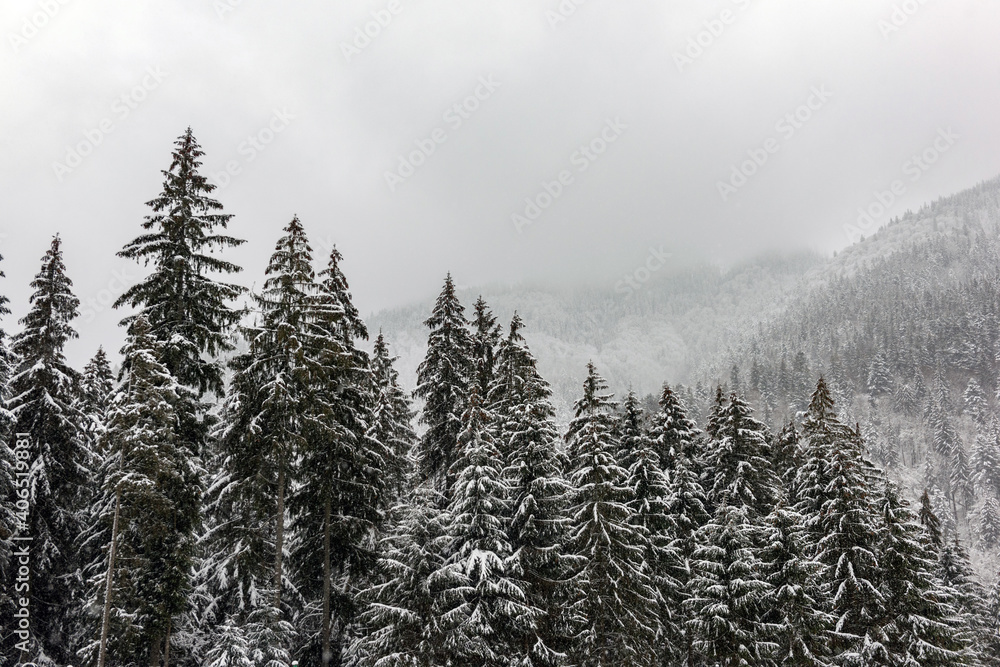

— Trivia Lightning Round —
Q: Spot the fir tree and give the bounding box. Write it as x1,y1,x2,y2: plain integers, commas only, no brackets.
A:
114,127,246,399
703,392,778,517
975,495,1000,551
490,314,571,666
772,422,803,493
291,243,393,667
918,490,944,549
436,387,539,666
685,500,775,667
759,502,833,667
348,487,453,667
79,347,115,442
878,483,971,666
471,296,501,400
370,332,417,500
962,377,988,425
80,317,202,667
8,235,93,664
564,363,657,667
971,420,1000,499
414,274,474,497
204,217,318,645
866,352,894,397
646,383,700,471
619,391,684,665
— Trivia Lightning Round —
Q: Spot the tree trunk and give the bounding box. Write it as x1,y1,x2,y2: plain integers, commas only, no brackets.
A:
322,495,333,667
97,489,123,667
148,634,162,667
163,619,172,667
275,457,286,611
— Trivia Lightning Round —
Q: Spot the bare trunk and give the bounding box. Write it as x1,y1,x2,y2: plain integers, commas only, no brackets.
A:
97,489,123,667
275,459,286,611
322,495,333,667
163,619,172,667
148,634,162,667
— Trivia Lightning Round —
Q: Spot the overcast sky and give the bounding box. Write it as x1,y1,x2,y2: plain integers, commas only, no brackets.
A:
2,0,999,366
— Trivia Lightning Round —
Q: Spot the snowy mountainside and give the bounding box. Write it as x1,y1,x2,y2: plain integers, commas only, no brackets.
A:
368,253,820,417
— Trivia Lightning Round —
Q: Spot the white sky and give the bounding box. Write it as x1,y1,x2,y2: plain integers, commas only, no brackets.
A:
1,0,999,367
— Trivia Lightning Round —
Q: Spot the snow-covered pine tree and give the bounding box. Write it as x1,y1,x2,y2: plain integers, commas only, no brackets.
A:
975,495,1000,550
866,352,894,397
471,296,501,400
8,235,94,664
202,217,317,652
962,377,988,425
114,127,245,400
795,380,885,662
79,317,202,667
662,451,711,666
936,537,995,659
564,363,658,667
877,482,972,666
370,331,417,500
347,486,452,667
971,419,1000,499
435,386,539,666
918,489,944,549
618,391,684,665
646,383,700,471
759,501,833,667
703,392,779,517
78,347,115,447
290,244,393,667
685,499,775,666
772,422,803,493
489,314,572,666
414,274,474,497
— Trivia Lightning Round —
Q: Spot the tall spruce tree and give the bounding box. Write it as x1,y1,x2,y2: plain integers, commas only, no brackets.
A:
971,420,1000,499
703,392,779,517
414,274,474,497
759,501,833,667
114,127,246,400
436,387,539,666
291,244,393,667
348,486,453,667
646,383,700,470
877,482,971,666
203,217,317,653
618,391,684,665
471,296,501,400
79,347,115,439
79,317,201,667
564,363,658,667
489,314,572,666
8,235,93,664
370,332,417,501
